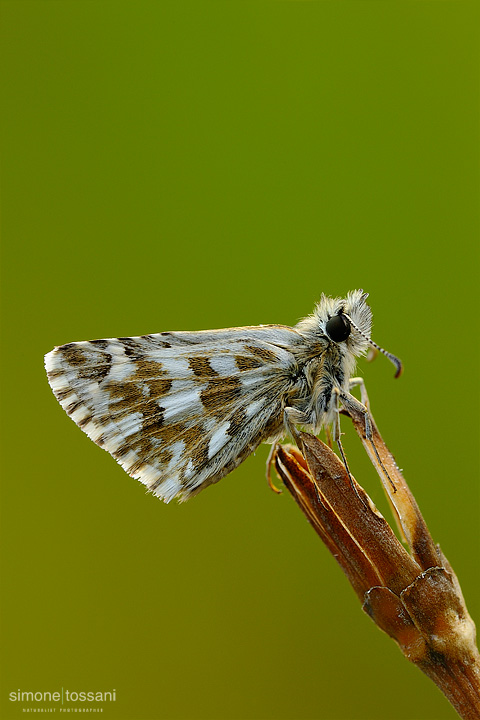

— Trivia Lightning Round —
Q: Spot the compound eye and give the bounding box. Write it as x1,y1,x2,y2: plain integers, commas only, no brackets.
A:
326,314,351,342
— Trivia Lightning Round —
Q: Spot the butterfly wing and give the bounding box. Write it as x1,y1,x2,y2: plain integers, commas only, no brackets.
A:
45,326,301,501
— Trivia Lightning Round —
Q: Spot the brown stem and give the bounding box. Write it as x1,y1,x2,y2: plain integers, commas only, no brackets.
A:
274,425,480,720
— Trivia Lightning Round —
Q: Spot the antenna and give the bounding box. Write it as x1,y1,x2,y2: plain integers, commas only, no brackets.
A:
344,313,403,378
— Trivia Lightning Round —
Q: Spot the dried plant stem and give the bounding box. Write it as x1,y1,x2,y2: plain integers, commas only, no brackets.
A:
274,409,480,720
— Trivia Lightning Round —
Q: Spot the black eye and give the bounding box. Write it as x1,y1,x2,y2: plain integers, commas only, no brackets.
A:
326,314,351,342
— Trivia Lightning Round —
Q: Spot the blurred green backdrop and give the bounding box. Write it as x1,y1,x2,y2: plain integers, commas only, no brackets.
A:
1,2,478,719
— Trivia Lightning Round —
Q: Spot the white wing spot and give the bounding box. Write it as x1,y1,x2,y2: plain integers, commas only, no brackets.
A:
208,355,238,376
161,387,203,422
158,357,192,378
107,359,137,383
208,422,231,459
246,399,265,418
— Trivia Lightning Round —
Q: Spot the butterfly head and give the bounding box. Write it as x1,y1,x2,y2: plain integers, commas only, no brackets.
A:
313,290,402,378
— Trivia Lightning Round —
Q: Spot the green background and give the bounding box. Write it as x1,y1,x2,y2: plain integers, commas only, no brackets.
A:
1,2,478,719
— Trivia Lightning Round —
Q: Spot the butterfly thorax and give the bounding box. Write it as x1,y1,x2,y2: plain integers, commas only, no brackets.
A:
285,289,373,432
284,337,356,432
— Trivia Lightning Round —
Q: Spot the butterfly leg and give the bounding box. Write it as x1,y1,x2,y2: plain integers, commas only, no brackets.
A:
265,442,282,494
348,376,370,410
331,388,366,505
337,387,397,494
283,406,303,445
265,406,307,495
282,406,329,509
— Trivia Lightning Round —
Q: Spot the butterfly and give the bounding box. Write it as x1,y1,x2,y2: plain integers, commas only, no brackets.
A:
45,289,402,502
